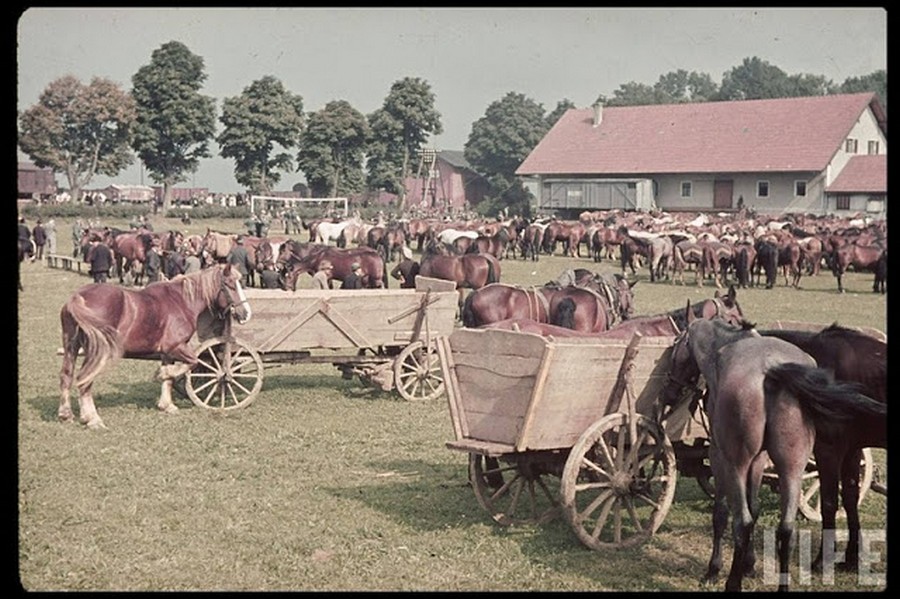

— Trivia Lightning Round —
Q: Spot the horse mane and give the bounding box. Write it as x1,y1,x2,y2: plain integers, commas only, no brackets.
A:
177,266,224,308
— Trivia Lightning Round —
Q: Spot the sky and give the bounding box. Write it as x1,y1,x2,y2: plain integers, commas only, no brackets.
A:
16,7,887,195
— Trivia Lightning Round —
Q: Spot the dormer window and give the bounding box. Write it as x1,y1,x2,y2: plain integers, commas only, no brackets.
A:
845,138,858,153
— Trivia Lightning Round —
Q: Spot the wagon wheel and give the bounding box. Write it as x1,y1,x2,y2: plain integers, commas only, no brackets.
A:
393,340,445,401
468,453,561,526
561,413,677,550
185,336,264,411
798,448,875,522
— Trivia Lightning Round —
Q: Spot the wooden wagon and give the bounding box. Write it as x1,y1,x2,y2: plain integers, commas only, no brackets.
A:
437,321,886,550
437,327,686,549
181,276,459,410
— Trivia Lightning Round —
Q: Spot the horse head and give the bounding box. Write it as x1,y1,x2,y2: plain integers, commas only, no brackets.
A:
215,264,252,324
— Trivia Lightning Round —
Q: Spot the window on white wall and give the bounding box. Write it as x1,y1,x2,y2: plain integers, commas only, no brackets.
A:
680,181,692,198
757,181,769,198
868,140,880,155
836,195,850,210
867,198,884,213
845,138,858,153
794,181,807,197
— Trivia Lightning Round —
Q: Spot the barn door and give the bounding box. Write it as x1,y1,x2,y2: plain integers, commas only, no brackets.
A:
713,180,733,209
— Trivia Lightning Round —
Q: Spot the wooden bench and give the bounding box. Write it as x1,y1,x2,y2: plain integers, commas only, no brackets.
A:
45,254,89,275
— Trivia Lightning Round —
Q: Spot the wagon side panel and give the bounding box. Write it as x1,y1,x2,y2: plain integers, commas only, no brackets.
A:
516,337,674,451
446,329,546,446
236,288,458,352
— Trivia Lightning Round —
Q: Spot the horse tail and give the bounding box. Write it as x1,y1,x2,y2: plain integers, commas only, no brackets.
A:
382,257,389,288
551,297,577,329
763,362,886,441
461,290,479,328
485,256,499,285
735,247,749,287
61,298,123,388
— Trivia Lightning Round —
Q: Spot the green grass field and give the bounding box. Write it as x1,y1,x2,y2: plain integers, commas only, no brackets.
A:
17,216,887,591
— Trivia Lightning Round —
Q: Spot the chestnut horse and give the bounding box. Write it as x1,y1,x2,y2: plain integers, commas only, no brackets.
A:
58,264,251,429
419,242,501,307
461,272,635,333
277,240,387,290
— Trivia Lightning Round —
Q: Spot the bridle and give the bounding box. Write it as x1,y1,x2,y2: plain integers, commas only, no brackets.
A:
215,271,251,323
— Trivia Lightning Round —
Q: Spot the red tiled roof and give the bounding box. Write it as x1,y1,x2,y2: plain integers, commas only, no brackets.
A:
826,154,886,193
517,93,879,176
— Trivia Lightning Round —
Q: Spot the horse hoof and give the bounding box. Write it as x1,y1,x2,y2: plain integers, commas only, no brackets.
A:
85,418,107,430
160,404,179,415
57,410,74,423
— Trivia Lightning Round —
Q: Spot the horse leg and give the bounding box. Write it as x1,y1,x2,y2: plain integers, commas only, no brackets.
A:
741,452,770,579
703,448,731,585
723,473,754,592
837,448,864,572
156,348,199,414
75,381,106,429
58,347,78,423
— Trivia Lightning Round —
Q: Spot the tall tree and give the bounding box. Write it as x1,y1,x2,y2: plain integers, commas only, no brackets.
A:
296,100,369,197
131,41,217,212
465,91,549,216
218,75,305,194
546,99,576,127
840,70,887,112
18,75,136,203
367,77,442,208
607,81,658,106
364,107,405,195
717,56,794,100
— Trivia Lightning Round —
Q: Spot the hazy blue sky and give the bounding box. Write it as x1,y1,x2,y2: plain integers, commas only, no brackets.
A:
17,7,887,194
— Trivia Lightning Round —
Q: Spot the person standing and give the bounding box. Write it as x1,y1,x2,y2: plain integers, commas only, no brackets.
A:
390,246,420,289
183,248,202,274
86,235,113,283
340,261,365,289
45,218,57,255
144,239,163,284
164,245,186,279
72,218,85,258
311,260,334,290
32,219,46,261
226,235,254,286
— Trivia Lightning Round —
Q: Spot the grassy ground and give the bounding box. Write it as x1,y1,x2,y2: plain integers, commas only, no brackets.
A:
17,216,887,591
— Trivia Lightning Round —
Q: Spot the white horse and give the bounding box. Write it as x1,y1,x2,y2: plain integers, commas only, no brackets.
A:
315,216,360,245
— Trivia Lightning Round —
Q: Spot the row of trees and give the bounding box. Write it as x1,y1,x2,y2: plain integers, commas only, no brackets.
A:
18,41,886,216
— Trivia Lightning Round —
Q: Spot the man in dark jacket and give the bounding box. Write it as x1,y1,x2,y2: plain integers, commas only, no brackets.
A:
144,240,163,284
226,235,254,286
340,261,365,289
390,246,420,289
32,219,46,260
87,235,113,283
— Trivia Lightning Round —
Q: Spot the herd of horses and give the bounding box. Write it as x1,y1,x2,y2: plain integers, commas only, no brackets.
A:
44,207,886,591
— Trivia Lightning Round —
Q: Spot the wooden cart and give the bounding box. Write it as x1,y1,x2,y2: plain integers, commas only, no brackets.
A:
437,327,686,549
182,276,459,411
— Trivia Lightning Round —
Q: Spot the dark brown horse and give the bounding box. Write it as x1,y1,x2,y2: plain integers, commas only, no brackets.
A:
58,264,251,429
419,242,501,306
759,323,886,571
461,272,635,333
660,318,885,591
278,240,387,290
831,242,885,293
109,231,153,286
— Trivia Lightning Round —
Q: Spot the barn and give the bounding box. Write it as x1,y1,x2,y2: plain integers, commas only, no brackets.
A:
824,154,887,218
102,184,155,203
403,149,490,212
516,92,887,218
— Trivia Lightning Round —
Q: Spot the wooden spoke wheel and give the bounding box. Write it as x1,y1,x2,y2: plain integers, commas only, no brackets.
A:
393,340,445,401
469,453,562,526
186,337,264,411
799,448,875,522
561,413,677,550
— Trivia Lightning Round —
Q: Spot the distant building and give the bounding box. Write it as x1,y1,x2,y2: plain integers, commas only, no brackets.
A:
103,184,155,203
824,154,886,218
403,149,490,212
18,162,57,201
151,186,210,204
517,92,887,218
